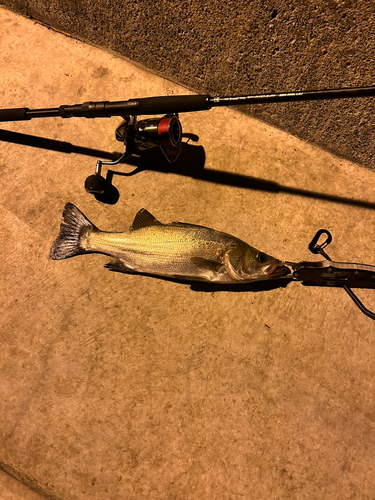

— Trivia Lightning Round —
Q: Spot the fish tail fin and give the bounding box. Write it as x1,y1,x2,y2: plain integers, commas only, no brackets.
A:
49,203,97,260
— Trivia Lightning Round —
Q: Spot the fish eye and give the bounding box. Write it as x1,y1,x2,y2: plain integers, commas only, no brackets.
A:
257,252,267,263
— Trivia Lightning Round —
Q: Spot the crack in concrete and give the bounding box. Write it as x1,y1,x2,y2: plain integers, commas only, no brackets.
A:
0,460,67,500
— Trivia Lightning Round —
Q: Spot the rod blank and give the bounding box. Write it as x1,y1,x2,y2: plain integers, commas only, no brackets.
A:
208,86,375,107
0,86,374,122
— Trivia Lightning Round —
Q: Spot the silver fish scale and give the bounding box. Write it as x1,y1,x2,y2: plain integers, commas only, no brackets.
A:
87,225,238,276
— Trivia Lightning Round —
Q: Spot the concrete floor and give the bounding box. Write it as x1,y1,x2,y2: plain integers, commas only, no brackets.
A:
1,7,375,500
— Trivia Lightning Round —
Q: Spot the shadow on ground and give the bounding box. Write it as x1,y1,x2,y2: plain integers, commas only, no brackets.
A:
2,128,374,210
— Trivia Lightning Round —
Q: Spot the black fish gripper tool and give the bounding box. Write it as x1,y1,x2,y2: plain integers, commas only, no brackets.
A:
308,229,375,320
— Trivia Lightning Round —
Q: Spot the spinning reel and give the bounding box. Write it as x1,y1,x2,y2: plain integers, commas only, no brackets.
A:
85,113,183,195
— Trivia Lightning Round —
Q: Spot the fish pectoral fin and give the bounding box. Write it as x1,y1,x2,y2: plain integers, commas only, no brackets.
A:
104,259,135,274
130,209,163,231
190,257,224,273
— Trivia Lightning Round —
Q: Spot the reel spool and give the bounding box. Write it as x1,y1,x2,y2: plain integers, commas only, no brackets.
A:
115,114,182,162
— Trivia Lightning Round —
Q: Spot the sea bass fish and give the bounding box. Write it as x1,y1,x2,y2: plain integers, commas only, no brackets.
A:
50,203,289,283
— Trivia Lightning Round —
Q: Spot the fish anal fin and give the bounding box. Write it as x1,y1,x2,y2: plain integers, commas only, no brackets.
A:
104,259,135,274
130,209,162,231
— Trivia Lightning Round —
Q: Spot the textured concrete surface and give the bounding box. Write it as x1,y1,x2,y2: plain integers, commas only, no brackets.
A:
1,7,375,500
1,0,375,170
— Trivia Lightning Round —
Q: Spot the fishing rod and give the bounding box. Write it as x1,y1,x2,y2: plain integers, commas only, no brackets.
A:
1,85,375,194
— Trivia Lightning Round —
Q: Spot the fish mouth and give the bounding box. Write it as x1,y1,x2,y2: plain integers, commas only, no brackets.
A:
265,262,291,277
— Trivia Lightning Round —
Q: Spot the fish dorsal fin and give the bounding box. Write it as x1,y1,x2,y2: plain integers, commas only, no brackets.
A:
168,221,213,231
130,209,163,231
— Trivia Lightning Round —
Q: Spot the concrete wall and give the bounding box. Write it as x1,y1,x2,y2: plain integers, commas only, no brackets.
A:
2,0,375,169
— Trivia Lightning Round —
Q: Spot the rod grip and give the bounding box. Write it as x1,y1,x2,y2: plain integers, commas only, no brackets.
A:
135,95,211,114
105,94,211,116
0,108,30,122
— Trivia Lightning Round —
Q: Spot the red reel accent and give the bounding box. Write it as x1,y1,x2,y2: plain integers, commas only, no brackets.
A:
158,117,172,147
157,116,182,148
